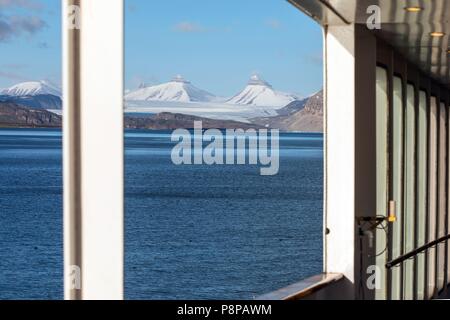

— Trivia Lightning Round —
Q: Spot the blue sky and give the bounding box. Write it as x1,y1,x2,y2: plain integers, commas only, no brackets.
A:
0,0,323,97
0,0,61,89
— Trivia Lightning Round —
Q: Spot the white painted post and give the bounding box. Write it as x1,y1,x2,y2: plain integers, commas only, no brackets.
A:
324,24,377,299
63,0,124,300
325,24,356,287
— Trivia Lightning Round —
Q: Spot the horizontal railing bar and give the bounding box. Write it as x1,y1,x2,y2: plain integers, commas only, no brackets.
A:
256,273,344,300
386,234,450,269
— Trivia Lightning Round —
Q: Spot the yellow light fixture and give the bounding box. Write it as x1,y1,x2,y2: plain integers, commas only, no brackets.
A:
388,201,397,223
430,31,445,37
404,6,423,12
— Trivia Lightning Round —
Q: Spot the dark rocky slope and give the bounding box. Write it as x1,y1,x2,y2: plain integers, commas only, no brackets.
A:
0,102,62,128
125,112,261,130
282,90,323,132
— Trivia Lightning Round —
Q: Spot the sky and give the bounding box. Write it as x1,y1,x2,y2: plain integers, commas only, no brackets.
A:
0,0,323,97
0,0,61,89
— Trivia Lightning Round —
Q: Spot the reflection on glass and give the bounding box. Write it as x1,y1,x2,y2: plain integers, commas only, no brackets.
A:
416,90,427,300
437,102,447,292
448,102,450,283
403,83,415,300
428,96,438,298
391,77,403,300
375,67,388,300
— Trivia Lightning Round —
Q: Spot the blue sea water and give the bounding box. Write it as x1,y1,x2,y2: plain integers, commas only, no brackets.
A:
0,128,323,300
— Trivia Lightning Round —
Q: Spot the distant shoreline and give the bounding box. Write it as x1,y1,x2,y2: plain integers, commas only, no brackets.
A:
1,90,324,132
0,126,324,134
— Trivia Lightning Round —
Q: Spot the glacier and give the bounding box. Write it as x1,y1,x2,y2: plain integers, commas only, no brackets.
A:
125,75,301,122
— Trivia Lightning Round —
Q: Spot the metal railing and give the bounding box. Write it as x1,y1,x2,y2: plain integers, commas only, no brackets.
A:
257,273,344,300
386,234,450,269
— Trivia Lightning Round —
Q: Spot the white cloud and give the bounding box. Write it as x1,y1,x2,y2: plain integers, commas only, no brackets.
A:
173,22,204,33
0,70,28,81
265,19,281,29
304,52,323,66
0,0,43,11
0,15,46,42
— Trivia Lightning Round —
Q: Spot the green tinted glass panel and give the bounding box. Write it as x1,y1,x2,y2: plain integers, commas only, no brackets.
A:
391,77,403,300
403,83,415,300
416,91,427,300
428,96,438,298
375,67,388,300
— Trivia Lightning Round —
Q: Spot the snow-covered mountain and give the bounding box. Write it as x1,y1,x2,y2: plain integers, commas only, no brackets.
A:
124,74,304,122
125,75,216,103
227,75,298,108
0,94,62,110
1,80,61,97
0,81,62,110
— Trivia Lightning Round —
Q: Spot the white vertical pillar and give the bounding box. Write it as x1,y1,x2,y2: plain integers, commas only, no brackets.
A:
325,24,356,285
324,24,377,299
63,0,124,300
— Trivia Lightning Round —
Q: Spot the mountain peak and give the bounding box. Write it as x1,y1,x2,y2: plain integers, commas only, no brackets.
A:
125,76,215,103
171,75,191,84
1,80,61,97
227,75,297,108
248,74,271,87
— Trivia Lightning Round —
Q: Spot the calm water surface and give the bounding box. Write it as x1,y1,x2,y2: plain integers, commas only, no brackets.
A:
0,128,323,299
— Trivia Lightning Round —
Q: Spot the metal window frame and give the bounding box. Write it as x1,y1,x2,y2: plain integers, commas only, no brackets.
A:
383,84,450,299
444,95,448,296
376,39,450,300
